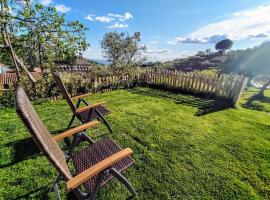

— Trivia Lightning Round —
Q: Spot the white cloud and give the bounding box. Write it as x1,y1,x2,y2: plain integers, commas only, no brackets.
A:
16,0,35,6
85,14,95,21
143,49,180,62
167,40,177,45
95,16,114,23
40,0,52,6
107,23,128,29
108,12,133,21
141,47,196,62
144,49,172,54
149,41,159,45
83,47,103,60
83,46,192,63
55,4,71,13
85,12,133,28
171,5,270,44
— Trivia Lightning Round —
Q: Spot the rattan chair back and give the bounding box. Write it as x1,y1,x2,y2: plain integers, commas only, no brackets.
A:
15,87,72,180
53,73,76,113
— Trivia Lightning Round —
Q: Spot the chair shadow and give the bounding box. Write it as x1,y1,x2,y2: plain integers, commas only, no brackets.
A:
0,137,40,168
128,87,233,116
11,186,50,200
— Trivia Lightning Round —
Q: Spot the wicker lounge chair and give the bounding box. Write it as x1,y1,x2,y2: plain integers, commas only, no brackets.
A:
52,73,113,134
15,87,137,200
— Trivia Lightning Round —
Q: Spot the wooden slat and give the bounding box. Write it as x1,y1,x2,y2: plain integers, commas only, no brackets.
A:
0,72,41,85
76,101,106,113
54,121,100,142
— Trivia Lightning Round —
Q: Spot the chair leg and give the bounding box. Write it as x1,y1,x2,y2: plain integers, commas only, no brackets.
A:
67,114,76,129
90,174,103,200
110,168,137,199
48,174,62,200
66,132,95,159
49,174,62,192
81,99,89,106
65,114,76,147
80,132,95,144
67,188,85,200
66,133,81,159
53,184,61,200
94,109,113,133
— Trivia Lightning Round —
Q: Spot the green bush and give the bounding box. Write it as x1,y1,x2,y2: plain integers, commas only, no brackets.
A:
0,91,15,108
0,72,141,108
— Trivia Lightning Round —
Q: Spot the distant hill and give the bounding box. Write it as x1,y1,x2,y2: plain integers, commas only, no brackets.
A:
150,41,270,77
75,56,106,67
154,50,227,72
91,59,109,65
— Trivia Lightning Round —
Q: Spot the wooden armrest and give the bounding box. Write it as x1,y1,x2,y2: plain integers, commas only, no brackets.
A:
66,148,133,191
71,93,93,101
54,121,100,142
76,101,106,113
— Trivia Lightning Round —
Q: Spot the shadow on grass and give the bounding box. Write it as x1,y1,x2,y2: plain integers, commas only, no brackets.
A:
129,87,233,116
242,94,270,112
0,137,40,168
11,186,50,200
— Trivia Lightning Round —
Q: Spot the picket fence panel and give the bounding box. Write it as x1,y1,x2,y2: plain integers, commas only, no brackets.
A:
143,68,248,104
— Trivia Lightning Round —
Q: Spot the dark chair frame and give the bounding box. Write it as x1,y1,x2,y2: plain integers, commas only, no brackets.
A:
53,73,112,130
51,132,137,200
68,95,112,133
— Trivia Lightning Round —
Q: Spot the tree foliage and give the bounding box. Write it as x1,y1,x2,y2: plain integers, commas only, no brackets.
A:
221,41,270,76
215,39,233,52
101,31,145,74
0,0,89,74
221,41,270,97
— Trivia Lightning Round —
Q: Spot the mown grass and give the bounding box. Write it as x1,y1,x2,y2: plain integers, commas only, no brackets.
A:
0,87,270,199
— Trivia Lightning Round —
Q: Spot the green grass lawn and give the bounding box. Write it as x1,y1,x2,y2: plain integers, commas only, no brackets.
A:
0,87,270,199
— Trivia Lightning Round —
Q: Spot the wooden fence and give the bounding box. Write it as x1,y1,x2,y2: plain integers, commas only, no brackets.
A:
143,69,249,104
91,74,141,91
0,72,41,86
57,66,91,72
0,69,248,104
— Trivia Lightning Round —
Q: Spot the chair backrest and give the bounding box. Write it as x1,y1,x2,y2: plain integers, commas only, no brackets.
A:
15,87,72,180
52,73,76,113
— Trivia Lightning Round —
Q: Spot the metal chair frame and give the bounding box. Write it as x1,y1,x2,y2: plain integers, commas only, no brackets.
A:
52,73,113,147
15,87,137,200
50,132,137,200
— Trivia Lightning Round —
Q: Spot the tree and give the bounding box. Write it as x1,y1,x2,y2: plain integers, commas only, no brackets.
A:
0,0,89,82
258,78,270,97
1,0,32,81
221,41,270,97
215,39,233,54
101,31,145,74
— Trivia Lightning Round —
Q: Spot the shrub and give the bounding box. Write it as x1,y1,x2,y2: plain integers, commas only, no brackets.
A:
0,91,15,108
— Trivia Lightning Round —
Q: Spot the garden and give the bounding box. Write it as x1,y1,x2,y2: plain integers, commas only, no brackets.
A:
0,87,270,199
1,1,270,199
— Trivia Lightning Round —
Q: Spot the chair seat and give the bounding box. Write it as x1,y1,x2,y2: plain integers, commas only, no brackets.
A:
77,106,110,123
72,138,134,192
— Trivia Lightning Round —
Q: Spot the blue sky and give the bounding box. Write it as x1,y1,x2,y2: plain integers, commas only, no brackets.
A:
40,0,270,62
